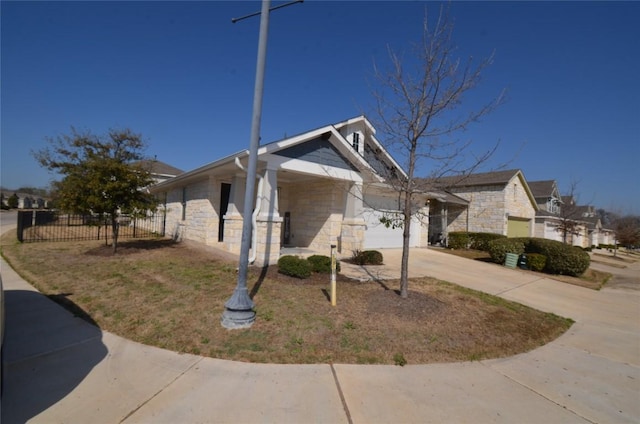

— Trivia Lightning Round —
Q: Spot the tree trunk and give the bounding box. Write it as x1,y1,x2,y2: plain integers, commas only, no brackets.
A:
111,213,119,254
399,194,413,298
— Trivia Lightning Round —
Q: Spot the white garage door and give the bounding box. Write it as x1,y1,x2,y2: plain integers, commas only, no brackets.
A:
363,195,421,249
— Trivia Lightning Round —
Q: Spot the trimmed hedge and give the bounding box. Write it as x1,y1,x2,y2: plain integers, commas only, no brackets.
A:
307,255,341,273
448,232,507,251
525,238,590,276
487,238,526,265
351,250,384,265
277,255,312,279
488,237,590,277
526,253,547,272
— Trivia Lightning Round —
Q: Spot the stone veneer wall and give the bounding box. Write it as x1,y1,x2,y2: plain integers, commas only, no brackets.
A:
448,185,507,234
163,177,219,245
286,179,345,252
447,176,535,237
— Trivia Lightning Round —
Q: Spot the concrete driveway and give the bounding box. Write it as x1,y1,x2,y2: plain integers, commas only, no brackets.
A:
1,240,639,423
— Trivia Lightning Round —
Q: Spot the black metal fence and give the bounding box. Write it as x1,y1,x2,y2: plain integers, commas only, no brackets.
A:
17,211,166,243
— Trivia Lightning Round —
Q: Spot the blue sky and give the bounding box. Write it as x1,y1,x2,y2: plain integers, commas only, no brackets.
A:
2,1,639,213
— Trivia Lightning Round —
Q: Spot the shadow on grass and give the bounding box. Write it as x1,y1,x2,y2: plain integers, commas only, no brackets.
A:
249,266,269,300
46,292,100,327
85,238,178,256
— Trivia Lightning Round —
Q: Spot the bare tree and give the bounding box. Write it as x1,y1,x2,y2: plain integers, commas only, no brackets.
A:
371,6,505,298
556,181,589,245
613,215,640,249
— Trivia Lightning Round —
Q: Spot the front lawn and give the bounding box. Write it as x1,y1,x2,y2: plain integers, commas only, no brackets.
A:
1,233,573,365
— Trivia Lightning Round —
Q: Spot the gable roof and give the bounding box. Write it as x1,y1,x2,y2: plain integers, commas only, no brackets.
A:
151,116,405,190
427,169,521,189
421,169,538,210
528,180,556,198
136,160,184,177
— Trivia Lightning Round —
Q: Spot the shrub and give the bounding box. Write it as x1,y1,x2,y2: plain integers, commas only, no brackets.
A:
307,255,340,273
447,232,470,249
448,232,507,251
487,238,526,264
351,250,384,265
526,253,547,272
525,238,590,276
277,255,311,279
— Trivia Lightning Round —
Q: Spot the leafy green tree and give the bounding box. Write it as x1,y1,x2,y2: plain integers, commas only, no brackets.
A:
33,128,157,253
7,193,19,209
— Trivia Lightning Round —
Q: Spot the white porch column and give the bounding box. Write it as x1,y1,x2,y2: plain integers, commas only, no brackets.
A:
344,182,364,219
258,167,280,220
254,167,282,266
341,182,366,253
226,175,246,217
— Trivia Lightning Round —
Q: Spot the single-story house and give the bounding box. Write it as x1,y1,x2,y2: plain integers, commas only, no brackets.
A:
150,116,432,265
135,159,184,184
424,169,538,240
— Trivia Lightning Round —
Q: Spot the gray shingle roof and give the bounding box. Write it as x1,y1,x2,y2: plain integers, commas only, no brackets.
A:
423,169,521,189
136,160,184,177
528,180,556,198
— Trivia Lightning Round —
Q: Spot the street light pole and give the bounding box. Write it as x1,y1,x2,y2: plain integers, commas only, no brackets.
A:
221,0,302,329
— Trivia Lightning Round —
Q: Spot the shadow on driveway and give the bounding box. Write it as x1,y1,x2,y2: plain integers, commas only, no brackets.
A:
2,289,107,423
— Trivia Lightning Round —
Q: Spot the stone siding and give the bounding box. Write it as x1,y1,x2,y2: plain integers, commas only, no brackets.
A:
448,185,507,234
448,176,535,236
163,177,219,245
284,180,345,252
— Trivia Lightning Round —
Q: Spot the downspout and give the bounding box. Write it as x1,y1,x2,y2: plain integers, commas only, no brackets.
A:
235,156,263,264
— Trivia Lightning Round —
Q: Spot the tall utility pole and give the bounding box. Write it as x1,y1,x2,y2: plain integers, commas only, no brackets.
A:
221,0,303,329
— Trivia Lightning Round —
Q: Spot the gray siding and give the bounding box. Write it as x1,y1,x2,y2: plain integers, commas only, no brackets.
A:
274,137,358,171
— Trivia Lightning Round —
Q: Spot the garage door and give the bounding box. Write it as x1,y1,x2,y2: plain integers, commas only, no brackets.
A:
362,194,420,249
507,217,530,237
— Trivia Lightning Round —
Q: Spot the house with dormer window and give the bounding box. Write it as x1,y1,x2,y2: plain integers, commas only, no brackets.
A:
150,116,434,265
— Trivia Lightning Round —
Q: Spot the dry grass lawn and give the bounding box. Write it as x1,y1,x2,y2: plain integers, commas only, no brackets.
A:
1,234,573,365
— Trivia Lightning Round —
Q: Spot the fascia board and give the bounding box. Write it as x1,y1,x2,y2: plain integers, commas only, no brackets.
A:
150,151,246,191
278,158,363,182
516,171,539,211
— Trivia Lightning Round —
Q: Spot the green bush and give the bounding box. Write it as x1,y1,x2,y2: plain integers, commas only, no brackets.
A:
525,238,590,276
277,255,312,279
351,250,384,265
487,238,526,264
526,253,547,272
307,255,340,273
447,232,470,249
448,232,507,251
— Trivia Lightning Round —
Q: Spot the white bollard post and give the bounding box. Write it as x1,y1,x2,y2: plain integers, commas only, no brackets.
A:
330,244,337,306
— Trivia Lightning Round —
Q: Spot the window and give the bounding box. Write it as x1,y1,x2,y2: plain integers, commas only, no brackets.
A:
352,132,360,152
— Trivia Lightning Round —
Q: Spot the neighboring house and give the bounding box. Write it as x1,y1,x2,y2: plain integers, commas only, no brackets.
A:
530,181,614,248
530,179,565,243
150,116,432,266
135,159,184,184
425,169,538,240
0,192,48,209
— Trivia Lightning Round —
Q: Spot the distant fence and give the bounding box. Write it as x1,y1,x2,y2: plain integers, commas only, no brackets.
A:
17,211,166,243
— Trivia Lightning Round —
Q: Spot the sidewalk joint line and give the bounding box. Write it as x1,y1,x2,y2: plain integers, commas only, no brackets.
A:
330,363,353,424
495,277,546,296
119,357,204,423
481,362,597,424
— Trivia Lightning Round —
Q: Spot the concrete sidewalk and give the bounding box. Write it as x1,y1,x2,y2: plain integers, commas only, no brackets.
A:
1,247,639,423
